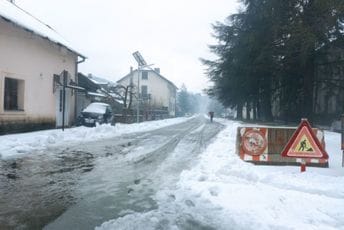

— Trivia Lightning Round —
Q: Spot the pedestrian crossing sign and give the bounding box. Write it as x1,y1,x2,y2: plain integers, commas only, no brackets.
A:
281,119,329,159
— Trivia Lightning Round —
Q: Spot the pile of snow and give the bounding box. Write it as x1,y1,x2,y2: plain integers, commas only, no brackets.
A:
97,119,344,230
1,116,343,229
0,117,192,159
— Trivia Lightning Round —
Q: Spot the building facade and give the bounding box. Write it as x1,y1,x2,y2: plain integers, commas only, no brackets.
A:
117,67,177,119
77,73,122,117
0,1,85,134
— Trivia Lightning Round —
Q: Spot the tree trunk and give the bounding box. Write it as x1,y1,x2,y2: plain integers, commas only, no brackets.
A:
237,103,243,120
128,92,133,110
253,100,257,121
246,102,251,120
301,58,315,122
261,90,273,122
124,87,128,108
256,98,261,121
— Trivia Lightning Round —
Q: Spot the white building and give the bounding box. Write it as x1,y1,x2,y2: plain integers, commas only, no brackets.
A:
0,0,85,134
117,67,177,118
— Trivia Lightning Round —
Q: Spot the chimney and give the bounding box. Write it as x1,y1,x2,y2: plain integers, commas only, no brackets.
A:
88,73,92,78
130,66,133,73
8,0,15,3
154,68,160,74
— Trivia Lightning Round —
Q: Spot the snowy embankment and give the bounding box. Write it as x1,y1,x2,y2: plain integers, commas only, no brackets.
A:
98,119,344,230
0,117,192,159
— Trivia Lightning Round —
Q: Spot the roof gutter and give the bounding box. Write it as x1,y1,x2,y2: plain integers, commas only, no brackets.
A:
77,55,86,64
74,55,86,123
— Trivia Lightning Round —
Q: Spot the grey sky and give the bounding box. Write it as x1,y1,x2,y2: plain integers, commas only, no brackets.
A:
16,0,239,93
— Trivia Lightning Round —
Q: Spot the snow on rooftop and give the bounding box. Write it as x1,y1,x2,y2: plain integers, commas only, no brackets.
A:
87,92,107,98
0,0,85,57
88,74,117,86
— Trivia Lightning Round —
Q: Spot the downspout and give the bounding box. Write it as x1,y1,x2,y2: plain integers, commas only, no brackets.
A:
174,87,177,117
74,55,86,124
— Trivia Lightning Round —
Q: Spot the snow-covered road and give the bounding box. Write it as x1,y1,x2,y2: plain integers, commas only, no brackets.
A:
97,119,344,230
1,116,343,230
0,116,224,229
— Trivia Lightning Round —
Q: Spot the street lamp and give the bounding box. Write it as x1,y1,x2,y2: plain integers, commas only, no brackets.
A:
132,51,147,123
133,51,147,66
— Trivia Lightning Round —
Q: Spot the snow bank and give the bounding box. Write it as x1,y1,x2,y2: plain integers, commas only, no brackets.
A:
0,117,192,159
97,119,344,230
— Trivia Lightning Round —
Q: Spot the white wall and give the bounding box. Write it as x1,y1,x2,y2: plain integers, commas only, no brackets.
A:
118,70,176,116
0,18,77,126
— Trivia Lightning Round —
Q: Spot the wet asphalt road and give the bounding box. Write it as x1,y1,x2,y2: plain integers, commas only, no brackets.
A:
0,116,224,230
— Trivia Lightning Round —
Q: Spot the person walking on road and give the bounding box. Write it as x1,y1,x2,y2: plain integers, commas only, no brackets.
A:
209,111,214,122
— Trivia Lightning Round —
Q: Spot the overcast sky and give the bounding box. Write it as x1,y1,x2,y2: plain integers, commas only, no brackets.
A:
16,0,239,93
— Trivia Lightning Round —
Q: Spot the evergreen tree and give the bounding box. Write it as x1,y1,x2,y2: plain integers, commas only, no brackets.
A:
177,84,191,116
203,0,344,123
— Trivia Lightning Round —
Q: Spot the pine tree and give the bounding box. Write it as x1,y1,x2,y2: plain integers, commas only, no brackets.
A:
177,84,191,116
203,0,344,123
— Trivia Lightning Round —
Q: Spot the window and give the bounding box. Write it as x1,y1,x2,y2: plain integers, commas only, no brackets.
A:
4,77,24,111
142,71,148,80
141,85,148,97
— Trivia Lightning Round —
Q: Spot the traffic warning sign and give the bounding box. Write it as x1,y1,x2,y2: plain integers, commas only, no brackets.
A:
281,119,329,159
242,129,267,156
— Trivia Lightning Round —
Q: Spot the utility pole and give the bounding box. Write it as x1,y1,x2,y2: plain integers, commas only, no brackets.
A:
136,65,140,123
132,51,147,123
62,70,67,131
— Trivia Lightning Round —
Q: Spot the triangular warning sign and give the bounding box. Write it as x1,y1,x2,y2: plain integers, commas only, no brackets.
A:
281,119,329,159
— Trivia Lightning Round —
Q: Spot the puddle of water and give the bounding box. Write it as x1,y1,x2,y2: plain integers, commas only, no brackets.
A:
1,117,224,230
0,149,95,229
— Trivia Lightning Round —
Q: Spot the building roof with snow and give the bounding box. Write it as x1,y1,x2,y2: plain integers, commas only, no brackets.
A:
0,0,85,59
117,68,178,89
78,73,117,96
87,74,117,87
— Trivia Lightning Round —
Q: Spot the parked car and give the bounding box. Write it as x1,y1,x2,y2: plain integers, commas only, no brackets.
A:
79,102,114,127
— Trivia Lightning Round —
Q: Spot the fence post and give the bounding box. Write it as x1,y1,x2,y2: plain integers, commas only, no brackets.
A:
62,70,68,131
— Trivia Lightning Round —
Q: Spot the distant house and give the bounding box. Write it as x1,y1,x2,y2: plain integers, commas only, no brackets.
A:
77,73,107,116
77,73,122,117
0,0,86,134
117,67,177,119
